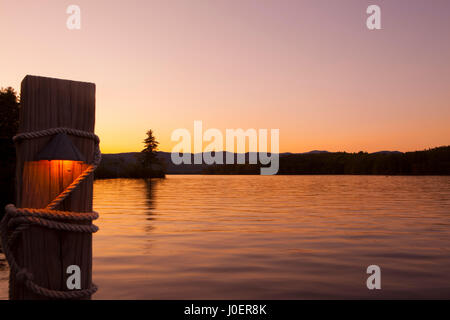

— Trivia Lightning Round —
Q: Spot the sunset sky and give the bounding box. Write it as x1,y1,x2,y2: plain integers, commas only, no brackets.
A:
1,0,449,153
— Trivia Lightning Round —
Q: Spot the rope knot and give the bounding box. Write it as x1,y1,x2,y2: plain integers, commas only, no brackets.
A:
16,268,33,283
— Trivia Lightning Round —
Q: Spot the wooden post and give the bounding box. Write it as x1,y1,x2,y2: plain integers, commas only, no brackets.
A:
11,75,96,299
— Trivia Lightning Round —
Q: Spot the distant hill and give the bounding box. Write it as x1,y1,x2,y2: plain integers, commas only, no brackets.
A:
97,146,450,176
303,150,330,154
370,151,403,155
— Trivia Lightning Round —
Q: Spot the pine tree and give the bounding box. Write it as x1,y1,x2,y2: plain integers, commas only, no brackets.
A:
141,129,159,168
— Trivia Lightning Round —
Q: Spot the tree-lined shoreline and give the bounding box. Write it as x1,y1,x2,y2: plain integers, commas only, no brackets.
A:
96,146,450,178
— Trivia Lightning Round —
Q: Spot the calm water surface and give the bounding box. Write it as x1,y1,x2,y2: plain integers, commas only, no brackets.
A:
1,175,450,299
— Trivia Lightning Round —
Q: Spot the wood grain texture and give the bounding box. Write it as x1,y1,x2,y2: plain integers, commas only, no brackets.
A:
12,75,96,299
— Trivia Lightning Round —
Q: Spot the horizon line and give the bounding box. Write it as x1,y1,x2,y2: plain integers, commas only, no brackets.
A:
101,145,450,155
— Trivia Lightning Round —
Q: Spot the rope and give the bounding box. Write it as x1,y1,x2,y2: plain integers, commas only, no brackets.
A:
0,127,101,299
13,127,100,143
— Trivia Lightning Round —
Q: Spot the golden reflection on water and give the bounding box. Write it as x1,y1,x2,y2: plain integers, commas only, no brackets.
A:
91,175,450,299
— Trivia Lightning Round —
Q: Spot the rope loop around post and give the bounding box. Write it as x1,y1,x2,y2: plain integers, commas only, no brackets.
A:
0,127,101,299
13,127,100,144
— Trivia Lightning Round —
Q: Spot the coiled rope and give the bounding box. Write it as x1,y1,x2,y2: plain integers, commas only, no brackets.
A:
0,127,101,299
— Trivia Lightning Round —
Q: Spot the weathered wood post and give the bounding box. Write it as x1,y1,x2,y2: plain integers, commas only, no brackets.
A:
7,75,98,299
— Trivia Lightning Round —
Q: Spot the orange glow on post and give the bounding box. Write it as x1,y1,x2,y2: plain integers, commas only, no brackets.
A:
47,160,84,170
21,160,88,208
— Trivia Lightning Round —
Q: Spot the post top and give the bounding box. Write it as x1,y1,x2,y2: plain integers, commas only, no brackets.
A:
22,75,95,87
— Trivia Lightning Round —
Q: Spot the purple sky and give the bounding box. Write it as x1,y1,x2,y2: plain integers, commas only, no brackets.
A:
1,0,449,152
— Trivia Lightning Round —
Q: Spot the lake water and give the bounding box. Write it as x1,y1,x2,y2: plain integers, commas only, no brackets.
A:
1,175,450,299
